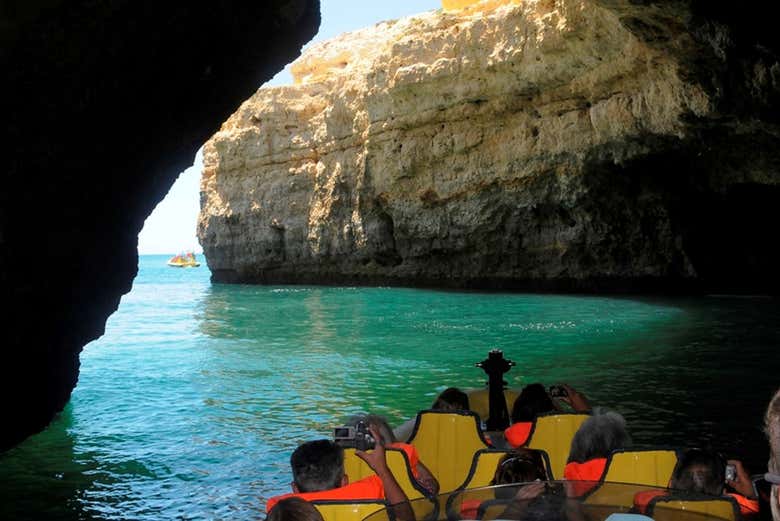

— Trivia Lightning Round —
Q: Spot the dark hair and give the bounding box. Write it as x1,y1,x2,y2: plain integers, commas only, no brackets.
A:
567,409,631,463
267,497,324,521
670,449,726,496
432,387,469,411
491,448,548,486
290,440,344,493
511,383,556,422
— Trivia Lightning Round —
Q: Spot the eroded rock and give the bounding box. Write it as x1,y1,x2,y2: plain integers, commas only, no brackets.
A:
1,0,320,451
199,0,780,293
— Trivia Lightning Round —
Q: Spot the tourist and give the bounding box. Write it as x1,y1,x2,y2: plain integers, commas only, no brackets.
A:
460,448,551,519
765,388,780,521
345,414,439,496
505,383,590,448
265,425,412,520
564,409,631,490
393,387,472,442
633,448,758,517
491,448,550,489
266,497,323,521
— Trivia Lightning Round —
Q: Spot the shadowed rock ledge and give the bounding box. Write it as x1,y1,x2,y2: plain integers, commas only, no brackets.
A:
199,0,780,295
1,0,320,451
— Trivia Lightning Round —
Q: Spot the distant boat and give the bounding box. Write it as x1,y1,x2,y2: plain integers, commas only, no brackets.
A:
167,252,201,268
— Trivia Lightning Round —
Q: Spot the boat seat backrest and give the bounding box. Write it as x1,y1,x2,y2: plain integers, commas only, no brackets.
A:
459,449,511,491
466,388,520,422
407,410,490,493
342,447,431,500
603,449,679,487
526,413,590,479
584,449,679,508
457,448,555,491
310,499,387,521
647,495,739,521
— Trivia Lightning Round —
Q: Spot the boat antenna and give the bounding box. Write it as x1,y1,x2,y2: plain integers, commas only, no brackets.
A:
476,349,515,431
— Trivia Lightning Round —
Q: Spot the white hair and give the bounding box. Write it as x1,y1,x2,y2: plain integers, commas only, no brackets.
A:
568,408,631,463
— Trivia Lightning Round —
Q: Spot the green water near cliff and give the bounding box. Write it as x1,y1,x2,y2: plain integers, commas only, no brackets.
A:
1,255,778,520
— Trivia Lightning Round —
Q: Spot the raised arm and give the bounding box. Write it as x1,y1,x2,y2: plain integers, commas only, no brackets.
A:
356,425,415,521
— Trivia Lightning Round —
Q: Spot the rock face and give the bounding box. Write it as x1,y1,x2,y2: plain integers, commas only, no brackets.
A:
200,0,780,293
1,0,320,451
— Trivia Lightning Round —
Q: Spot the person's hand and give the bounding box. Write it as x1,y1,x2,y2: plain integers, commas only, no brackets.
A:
726,459,755,498
556,384,591,412
514,481,546,501
355,425,390,475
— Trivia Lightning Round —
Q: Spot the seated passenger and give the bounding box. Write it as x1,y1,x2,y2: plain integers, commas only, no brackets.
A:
564,409,631,494
633,448,759,518
345,414,439,496
393,387,471,442
504,383,591,448
265,425,412,519
491,448,550,490
460,448,550,519
266,497,324,521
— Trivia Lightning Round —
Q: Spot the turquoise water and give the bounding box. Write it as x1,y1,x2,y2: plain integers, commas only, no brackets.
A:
1,254,778,520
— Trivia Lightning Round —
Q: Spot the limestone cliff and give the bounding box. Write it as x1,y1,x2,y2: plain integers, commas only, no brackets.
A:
200,0,780,293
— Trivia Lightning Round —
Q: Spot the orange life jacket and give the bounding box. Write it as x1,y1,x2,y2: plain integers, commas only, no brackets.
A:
386,442,419,477
633,489,667,514
266,475,384,513
460,498,483,519
563,458,607,496
728,492,759,517
504,422,533,448
633,490,758,517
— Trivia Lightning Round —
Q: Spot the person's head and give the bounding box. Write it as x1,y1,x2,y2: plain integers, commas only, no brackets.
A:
290,440,346,493
511,383,556,422
432,387,469,411
345,413,396,444
669,448,726,496
765,388,780,521
492,448,549,486
267,497,324,521
567,408,631,463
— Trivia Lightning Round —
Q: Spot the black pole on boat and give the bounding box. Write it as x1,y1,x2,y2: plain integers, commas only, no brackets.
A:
476,349,515,431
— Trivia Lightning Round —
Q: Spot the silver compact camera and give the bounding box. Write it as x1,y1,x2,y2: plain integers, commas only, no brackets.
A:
333,420,375,451
725,463,737,482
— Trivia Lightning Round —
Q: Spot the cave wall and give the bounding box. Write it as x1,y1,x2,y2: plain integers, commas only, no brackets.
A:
0,0,320,451
198,0,780,293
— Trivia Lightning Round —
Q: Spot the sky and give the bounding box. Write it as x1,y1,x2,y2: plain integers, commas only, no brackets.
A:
137,0,442,255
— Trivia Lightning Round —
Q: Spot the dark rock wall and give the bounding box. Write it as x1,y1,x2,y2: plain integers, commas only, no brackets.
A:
0,0,320,451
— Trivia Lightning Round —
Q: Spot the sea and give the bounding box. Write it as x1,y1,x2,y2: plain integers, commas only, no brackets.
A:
1,254,778,520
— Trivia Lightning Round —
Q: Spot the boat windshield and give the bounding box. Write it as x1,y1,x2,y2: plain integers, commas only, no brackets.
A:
362,481,736,521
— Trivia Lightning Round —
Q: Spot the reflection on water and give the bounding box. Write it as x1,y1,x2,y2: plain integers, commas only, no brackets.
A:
1,256,778,519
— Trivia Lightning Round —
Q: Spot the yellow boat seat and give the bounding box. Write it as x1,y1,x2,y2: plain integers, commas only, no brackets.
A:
466,388,521,422
602,449,679,487
342,447,431,500
525,413,589,479
647,495,740,521
310,500,387,521
407,410,490,493
584,449,679,508
457,448,554,491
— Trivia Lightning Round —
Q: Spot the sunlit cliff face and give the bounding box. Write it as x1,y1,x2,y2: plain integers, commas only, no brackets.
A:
199,0,780,291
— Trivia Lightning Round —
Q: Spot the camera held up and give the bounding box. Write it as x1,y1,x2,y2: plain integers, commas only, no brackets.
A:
333,420,376,451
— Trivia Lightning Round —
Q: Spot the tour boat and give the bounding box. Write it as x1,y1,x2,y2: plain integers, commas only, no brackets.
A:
167,252,201,267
